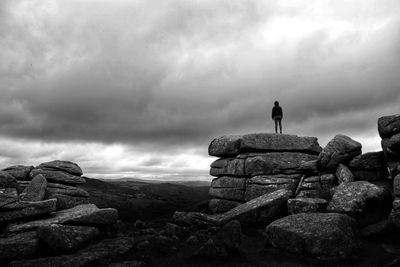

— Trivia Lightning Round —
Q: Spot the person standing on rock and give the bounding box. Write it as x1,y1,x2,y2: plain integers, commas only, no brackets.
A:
272,101,283,134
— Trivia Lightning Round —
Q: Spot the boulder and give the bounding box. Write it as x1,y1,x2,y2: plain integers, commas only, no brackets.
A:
208,135,242,157
37,224,100,251
0,171,18,189
6,204,116,233
378,114,400,138
9,237,134,267
0,188,19,208
37,160,83,176
30,168,85,185
240,133,322,154
209,188,244,201
46,183,89,197
45,193,89,210
335,164,354,184
244,152,318,176
348,152,387,170
287,198,328,214
317,135,362,170
173,211,219,228
265,213,357,260
351,169,388,181
210,158,245,177
245,182,297,201
2,165,34,180
210,176,246,189
209,199,241,213
381,138,400,161
0,231,39,260
197,220,242,257
20,174,47,202
0,199,57,223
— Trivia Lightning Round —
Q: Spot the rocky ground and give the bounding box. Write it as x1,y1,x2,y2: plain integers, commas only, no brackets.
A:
2,114,400,266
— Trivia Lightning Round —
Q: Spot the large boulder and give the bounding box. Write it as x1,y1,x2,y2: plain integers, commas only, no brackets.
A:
0,171,18,189
37,225,100,251
2,165,34,181
20,174,47,202
0,231,39,260
287,198,328,214
317,135,362,170
209,199,242,214
378,114,400,138
0,199,57,223
265,213,357,260
208,135,242,157
37,160,83,176
30,168,85,185
6,204,117,233
351,170,389,181
348,152,387,170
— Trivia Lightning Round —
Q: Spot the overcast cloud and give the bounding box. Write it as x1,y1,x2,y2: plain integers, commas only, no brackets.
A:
0,0,399,180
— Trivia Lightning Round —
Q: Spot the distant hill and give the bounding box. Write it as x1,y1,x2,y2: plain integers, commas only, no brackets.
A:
80,177,211,222
100,177,211,187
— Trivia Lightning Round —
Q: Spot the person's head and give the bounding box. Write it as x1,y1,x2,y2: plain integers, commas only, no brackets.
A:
274,101,279,106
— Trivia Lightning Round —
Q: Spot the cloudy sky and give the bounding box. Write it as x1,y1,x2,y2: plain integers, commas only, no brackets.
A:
1,0,399,181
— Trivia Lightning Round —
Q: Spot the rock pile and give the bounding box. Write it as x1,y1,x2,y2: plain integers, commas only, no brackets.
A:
0,160,120,265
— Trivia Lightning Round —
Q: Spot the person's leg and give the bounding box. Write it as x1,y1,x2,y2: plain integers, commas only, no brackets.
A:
274,118,278,133
278,118,282,134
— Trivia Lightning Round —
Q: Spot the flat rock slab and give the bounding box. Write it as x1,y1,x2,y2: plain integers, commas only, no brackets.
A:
208,134,322,157
209,187,244,201
38,160,83,176
30,168,85,185
245,183,297,201
0,231,39,260
45,193,90,210
20,174,47,202
210,158,245,177
265,213,357,260
2,165,34,180
37,224,100,251
209,198,242,214
318,134,362,170
9,237,134,267
211,176,246,189
378,114,400,138
327,181,391,214
348,152,387,170
287,198,328,214
6,204,117,233
0,199,56,223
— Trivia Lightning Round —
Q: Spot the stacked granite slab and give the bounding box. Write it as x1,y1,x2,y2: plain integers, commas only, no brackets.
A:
0,160,118,263
208,133,323,213
378,114,400,227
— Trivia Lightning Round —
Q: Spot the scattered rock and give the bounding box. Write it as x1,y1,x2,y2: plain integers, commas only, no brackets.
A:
37,224,100,251
0,199,57,223
265,213,358,260
30,168,85,185
317,134,362,170
336,164,354,184
20,174,47,202
2,165,34,180
38,160,83,176
0,231,39,260
287,198,328,214
209,198,241,213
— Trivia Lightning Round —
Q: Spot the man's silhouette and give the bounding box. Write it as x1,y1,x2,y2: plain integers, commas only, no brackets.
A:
272,101,283,134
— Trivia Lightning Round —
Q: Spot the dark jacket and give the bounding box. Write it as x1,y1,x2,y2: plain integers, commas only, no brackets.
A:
272,106,283,119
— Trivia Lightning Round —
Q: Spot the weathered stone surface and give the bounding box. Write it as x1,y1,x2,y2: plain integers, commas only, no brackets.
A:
297,174,336,199
247,174,302,184
37,224,100,251
394,175,400,196
378,114,400,138
2,165,34,180
0,188,19,208
317,135,362,170
361,220,391,238
327,181,391,214
245,152,318,176
240,133,322,154
9,237,134,267
209,199,241,214
20,174,47,202
197,220,242,257
336,164,354,184
0,171,18,189
210,158,245,177
0,199,56,223
0,231,39,260
209,187,244,201
348,151,387,170
173,211,219,228
389,199,400,228
46,183,89,197
208,135,242,157
6,204,113,233
45,193,89,210
38,160,83,176
30,168,85,185
245,183,296,201
296,189,324,199
211,176,246,189
265,213,357,260
381,138,400,161
352,169,388,181
64,208,118,225
287,198,328,214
